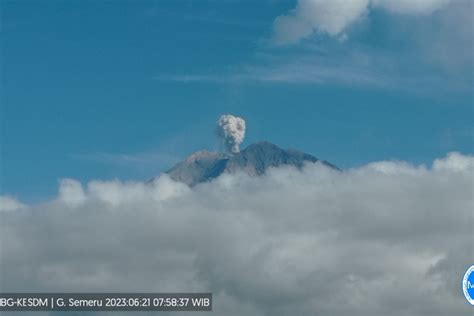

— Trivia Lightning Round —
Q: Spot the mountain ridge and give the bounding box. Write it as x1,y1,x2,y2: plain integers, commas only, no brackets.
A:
157,141,337,186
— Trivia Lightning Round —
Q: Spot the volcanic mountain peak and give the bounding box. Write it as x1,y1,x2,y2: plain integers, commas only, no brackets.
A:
163,141,337,186
185,150,225,163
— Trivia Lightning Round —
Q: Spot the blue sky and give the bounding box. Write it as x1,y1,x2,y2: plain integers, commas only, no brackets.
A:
1,0,473,202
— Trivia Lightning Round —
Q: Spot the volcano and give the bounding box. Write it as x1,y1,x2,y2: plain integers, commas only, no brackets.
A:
157,141,338,186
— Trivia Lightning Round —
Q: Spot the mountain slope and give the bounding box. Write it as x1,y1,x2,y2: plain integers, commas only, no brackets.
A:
164,141,337,186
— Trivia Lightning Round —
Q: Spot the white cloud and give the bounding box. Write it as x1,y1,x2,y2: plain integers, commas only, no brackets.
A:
58,179,86,207
433,151,474,172
0,152,473,315
372,0,451,14
273,0,452,44
274,0,369,43
73,151,179,166
0,196,25,212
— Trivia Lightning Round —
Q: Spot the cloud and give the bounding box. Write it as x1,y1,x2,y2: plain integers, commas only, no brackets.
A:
273,0,452,44
155,1,472,95
58,179,86,207
152,52,453,93
153,51,393,88
0,153,473,315
73,152,178,166
0,196,25,212
372,0,451,14
274,0,369,43
413,0,473,73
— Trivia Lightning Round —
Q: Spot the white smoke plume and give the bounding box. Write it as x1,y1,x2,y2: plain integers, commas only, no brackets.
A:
217,114,246,153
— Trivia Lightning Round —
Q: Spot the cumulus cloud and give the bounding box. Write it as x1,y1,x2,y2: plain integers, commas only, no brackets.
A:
274,0,452,43
0,196,25,212
216,114,246,153
0,153,473,316
274,0,368,43
57,179,86,207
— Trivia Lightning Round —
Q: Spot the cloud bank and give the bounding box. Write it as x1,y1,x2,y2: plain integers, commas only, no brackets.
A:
274,0,452,43
0,152,473,315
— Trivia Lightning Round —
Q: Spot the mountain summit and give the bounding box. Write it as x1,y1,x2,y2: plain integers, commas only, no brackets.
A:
162,141,337,186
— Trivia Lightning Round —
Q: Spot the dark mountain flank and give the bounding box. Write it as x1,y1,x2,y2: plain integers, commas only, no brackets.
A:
163,141,337,186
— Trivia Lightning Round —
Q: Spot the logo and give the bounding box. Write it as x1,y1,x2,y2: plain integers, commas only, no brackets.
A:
463,265,474,305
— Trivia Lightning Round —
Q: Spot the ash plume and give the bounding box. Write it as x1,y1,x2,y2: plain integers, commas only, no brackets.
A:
217,114,246,153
